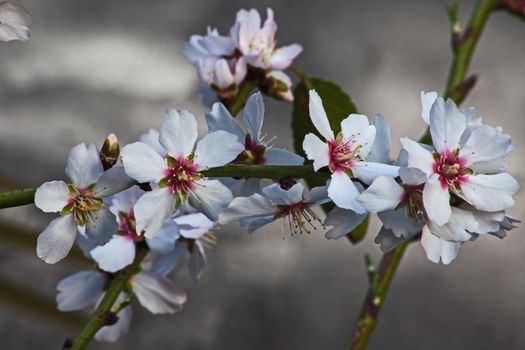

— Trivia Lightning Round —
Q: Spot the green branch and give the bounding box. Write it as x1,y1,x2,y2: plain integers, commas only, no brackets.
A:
68,245,148,350
348,1,497,349
0,187,36,209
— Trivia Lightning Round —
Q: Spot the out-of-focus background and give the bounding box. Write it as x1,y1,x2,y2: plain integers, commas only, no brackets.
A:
0,0,523,349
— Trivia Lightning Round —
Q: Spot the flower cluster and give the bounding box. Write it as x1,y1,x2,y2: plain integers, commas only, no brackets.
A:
183,8,302,105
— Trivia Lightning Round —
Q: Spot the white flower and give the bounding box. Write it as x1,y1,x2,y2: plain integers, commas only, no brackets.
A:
206,92,303,196
197,56,247,90
219,182,328,236
0,2,31,42
302,90,399,213
231,8,302,70
183,27,236,67
34,143,134,264
401,95,518,226
121,109,244,238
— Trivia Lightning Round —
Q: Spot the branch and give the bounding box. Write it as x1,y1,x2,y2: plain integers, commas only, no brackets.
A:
67,244,148,350
347,2,497,349
0,187,36,209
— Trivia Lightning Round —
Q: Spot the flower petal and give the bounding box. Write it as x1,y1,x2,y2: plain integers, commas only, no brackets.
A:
56,271,105,311
303,133,329,171
205,102,245,141
34,181,69,213
357,176,403,212
243,92,265,142
189,241,207,284
461,173,519,212
139,128,167,157
159,108,198,158
324,207,367,240
135,188,175,238
146,220,179,253
151,241,188,276
340,114,376,158
328,171,366,213
189,179,233,221
175,212,215,239
37,215,77,264
352,161,399,185
264,148,304,165
121,142,167,183
420,91,438,124
421,225,460,265
399,167,428,185
0,2,31,42
95,293,132,342
65,143,104,188
90,235,136,273
423,174,451,226
263,182,304,205
400,137,434,175
194,130,244,169
378,208,423,238
460,124,514,169
367,114,391,163
375,227,410,253
132,271,187,314
219,193,275,224
94,166,135,198
309,90,334,140
429,97,467,153
269,44,303,69
84,207,118,245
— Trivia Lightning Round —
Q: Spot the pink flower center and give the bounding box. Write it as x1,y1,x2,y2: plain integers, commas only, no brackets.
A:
432,149,468,190
65,186,103,226
161,155,202,201
328,138,361,173
117,209,141,241
233,134,267,165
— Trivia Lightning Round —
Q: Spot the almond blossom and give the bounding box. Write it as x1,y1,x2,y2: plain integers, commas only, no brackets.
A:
219,182,329,236
121,108,244,238
401,94,518,226
0,2,31,42
302,90,399,213
34,143,134,264
206,92,303,196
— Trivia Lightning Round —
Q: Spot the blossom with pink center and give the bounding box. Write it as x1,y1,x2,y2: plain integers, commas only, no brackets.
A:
302,90,399,213
401,94,519,226
121,108,244,238
206,92,303,196
34,143,134,264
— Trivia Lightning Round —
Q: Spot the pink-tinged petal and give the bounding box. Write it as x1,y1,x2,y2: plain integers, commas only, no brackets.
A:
243,92,265,142
357,176,403,213
264,148,304,165
94,166,135,198
132,271,186,314
219,193,275,224
0,2,31,42
90,235,136,273
324,207,367,240
266,70,294,101
159,108,198,158
420,91,438,124
400,137,434,175
235,9,261,52
421,225,460,265
65,143,104,189
205,102,245,141
37,215,77,264
56,271,105,311
135,188,175,238
423,174,451,226
352,161,399,185
429,97,467,153
121,142,167,183
269,44,303,69
95,293,132,342
328,171,366,213
195,130,244,169
303,133,329,171
460,173,519,212
259,8,277,46
189,179,233,221
309,90,334,140
34,181,69,213
340,114,376,158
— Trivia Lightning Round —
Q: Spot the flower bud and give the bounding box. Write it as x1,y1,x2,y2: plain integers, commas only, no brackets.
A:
100,133,120,170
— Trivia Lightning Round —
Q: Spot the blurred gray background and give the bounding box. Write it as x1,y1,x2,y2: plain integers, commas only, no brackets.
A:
0,0,523,349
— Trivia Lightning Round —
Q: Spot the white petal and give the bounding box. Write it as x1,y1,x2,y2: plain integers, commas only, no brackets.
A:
303,133,329,171
95,293,132,342
90,235,136,273
420,91,438,124
328,171,366,213
375,227,409,253
308,186,330,205
159,108,198,158
189,241,207,284
231,178,261,197
65,143,104,188
352,161,400,185
461,173,519,211
264,148,304,166
427,207,475,241
423,174,451,226
150,241,187,276
84,207,118,245
56,271,105,311
243,92,265,142
214,59,235,88
429,98,467,152
37,215,77,264
146,220,179,253
94,166,135,198
189,179,233,221
174,212,215,239
308,90,334,140
324,207,367,240
132,271,186,314
400,137,434,175
263,183,304,205
340,114,376,158
0,2,31,42
219,193,275,224
121,142,167,183
357,176,404,212
367,114,391,163
139,128,167,157
135,188,175,238
205,102,245,140
378,209,423,238
421,226,460,265
460,124,513,168
109,186,142,217
269,44,303,69
399,167,428,185
244,216,275,233
194,130,244,169
34,181,69,213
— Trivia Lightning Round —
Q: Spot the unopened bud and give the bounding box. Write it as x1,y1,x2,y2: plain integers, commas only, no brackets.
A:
260,71,294,102
100,133,120,170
